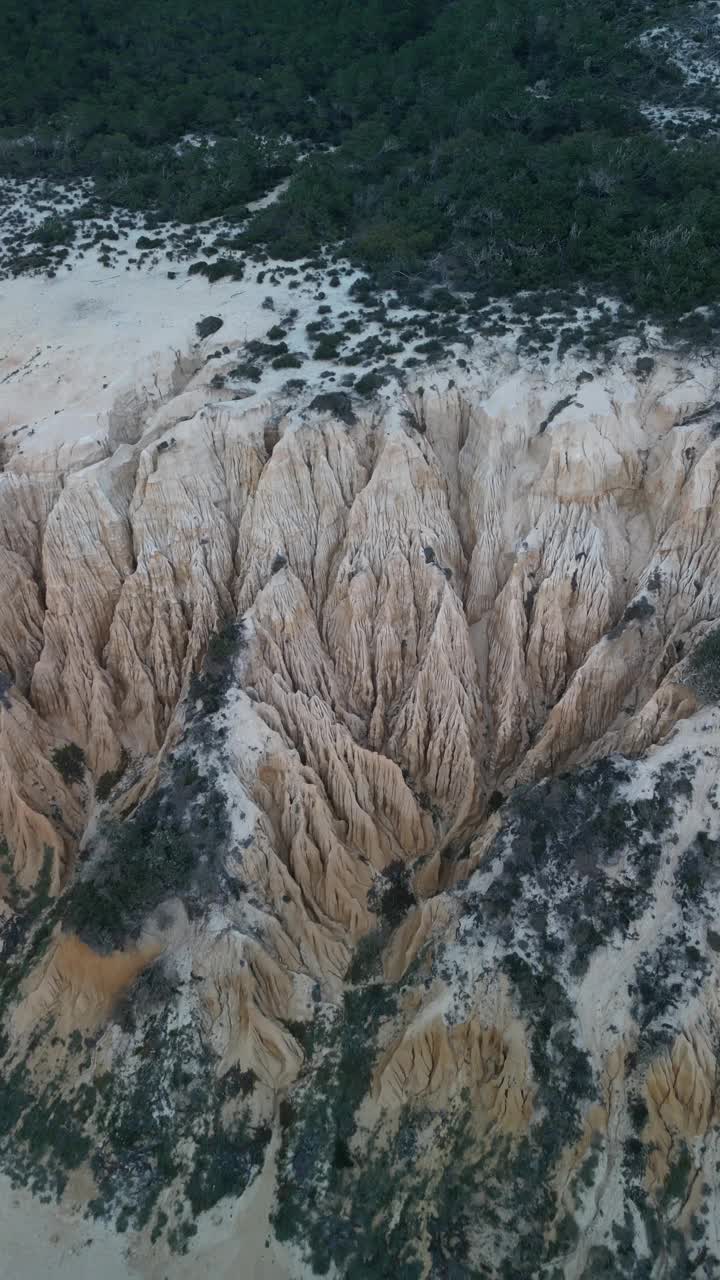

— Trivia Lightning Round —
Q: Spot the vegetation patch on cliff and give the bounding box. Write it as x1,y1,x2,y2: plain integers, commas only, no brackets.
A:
0,620,269,1248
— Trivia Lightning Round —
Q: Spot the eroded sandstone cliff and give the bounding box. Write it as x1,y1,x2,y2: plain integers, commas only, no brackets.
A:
2,323,720,1277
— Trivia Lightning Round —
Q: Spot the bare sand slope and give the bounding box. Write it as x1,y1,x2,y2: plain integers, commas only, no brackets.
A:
0,1174,139,1280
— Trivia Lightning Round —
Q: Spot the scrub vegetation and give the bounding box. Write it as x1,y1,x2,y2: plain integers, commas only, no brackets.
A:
2,2,720,330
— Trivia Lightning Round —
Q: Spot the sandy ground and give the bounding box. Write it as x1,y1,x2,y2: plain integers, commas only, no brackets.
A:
0,1130,312,1280
0,1174,139,1280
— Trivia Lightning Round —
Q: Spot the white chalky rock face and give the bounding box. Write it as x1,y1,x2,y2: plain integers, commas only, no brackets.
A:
3,254,720,1276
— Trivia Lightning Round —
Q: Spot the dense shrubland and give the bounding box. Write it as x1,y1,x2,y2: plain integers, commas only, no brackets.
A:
3,2,720,324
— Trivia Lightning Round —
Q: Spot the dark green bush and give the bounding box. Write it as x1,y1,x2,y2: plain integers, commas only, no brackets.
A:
185,1123,271,1216
690,626,720,700
194,314,223,339
32,216,74,247
272,352,303,369
313,332,345,360
229,362,262,383
51,742,86,785
95,749,129,801
190,258,244,283
355,370,387,397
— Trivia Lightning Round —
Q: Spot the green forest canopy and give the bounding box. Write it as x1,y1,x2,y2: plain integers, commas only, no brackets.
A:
1,0,719,323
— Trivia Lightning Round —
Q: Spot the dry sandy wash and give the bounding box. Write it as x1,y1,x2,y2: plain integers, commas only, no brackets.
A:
3,249,720,1278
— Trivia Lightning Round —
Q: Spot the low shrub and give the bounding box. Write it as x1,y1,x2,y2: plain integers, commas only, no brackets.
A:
313,332,345,360
195,315,223,339
690,626,720,701
51,743,86,785
96,750,129,802
272,352,303,369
